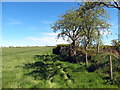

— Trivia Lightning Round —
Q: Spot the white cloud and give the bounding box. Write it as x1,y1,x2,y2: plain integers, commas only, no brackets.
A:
42,32,58,36
2,36,68,47
103,42,111,45
5,18,23,25
100,30,112,36
25,36,68,46
43,20,54,24
7,21,23,25
28,26,39,31
111,25,118,29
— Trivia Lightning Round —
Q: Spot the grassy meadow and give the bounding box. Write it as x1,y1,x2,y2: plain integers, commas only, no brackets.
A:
2,47,119,88
2,47,53,88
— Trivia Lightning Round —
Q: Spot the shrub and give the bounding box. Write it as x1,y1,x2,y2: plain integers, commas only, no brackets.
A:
52,44,71,56
87,53,109,72
111,39,120,54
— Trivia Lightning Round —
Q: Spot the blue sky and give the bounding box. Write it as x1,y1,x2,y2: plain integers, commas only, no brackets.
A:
2,2,118,46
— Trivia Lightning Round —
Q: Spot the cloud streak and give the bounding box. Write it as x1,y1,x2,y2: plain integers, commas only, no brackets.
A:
25,36,68,46
43,20,54,24
100,30,112,36
25,33,68,46
42,32,58,36
5,18,23,25
7,21,23,25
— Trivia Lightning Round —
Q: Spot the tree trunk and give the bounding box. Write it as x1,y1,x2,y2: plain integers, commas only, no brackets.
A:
85,44,88,51
97,30,100,53
97,44,100,53
72,40,76,56
109,55,113,79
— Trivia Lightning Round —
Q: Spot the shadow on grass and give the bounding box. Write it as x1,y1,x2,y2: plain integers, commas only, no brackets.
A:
23,54,87,81
34,54,88,64
23,54,68,80
87,61,109,72
22,53,120,87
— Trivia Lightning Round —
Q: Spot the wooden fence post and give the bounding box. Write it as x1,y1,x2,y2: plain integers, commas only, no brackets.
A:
85,52,88,66
109,55,113,79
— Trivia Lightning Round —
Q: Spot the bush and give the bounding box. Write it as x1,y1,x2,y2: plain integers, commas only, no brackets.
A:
111,40,120,54
52,44,71,56
87,53,109,72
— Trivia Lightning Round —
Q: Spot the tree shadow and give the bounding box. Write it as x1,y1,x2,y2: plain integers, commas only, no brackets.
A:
57,52,90,64
87,61,109,72
23,55,60,80
23,54,86,81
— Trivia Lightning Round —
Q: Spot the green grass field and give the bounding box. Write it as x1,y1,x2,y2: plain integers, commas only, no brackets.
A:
2,47,119,88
